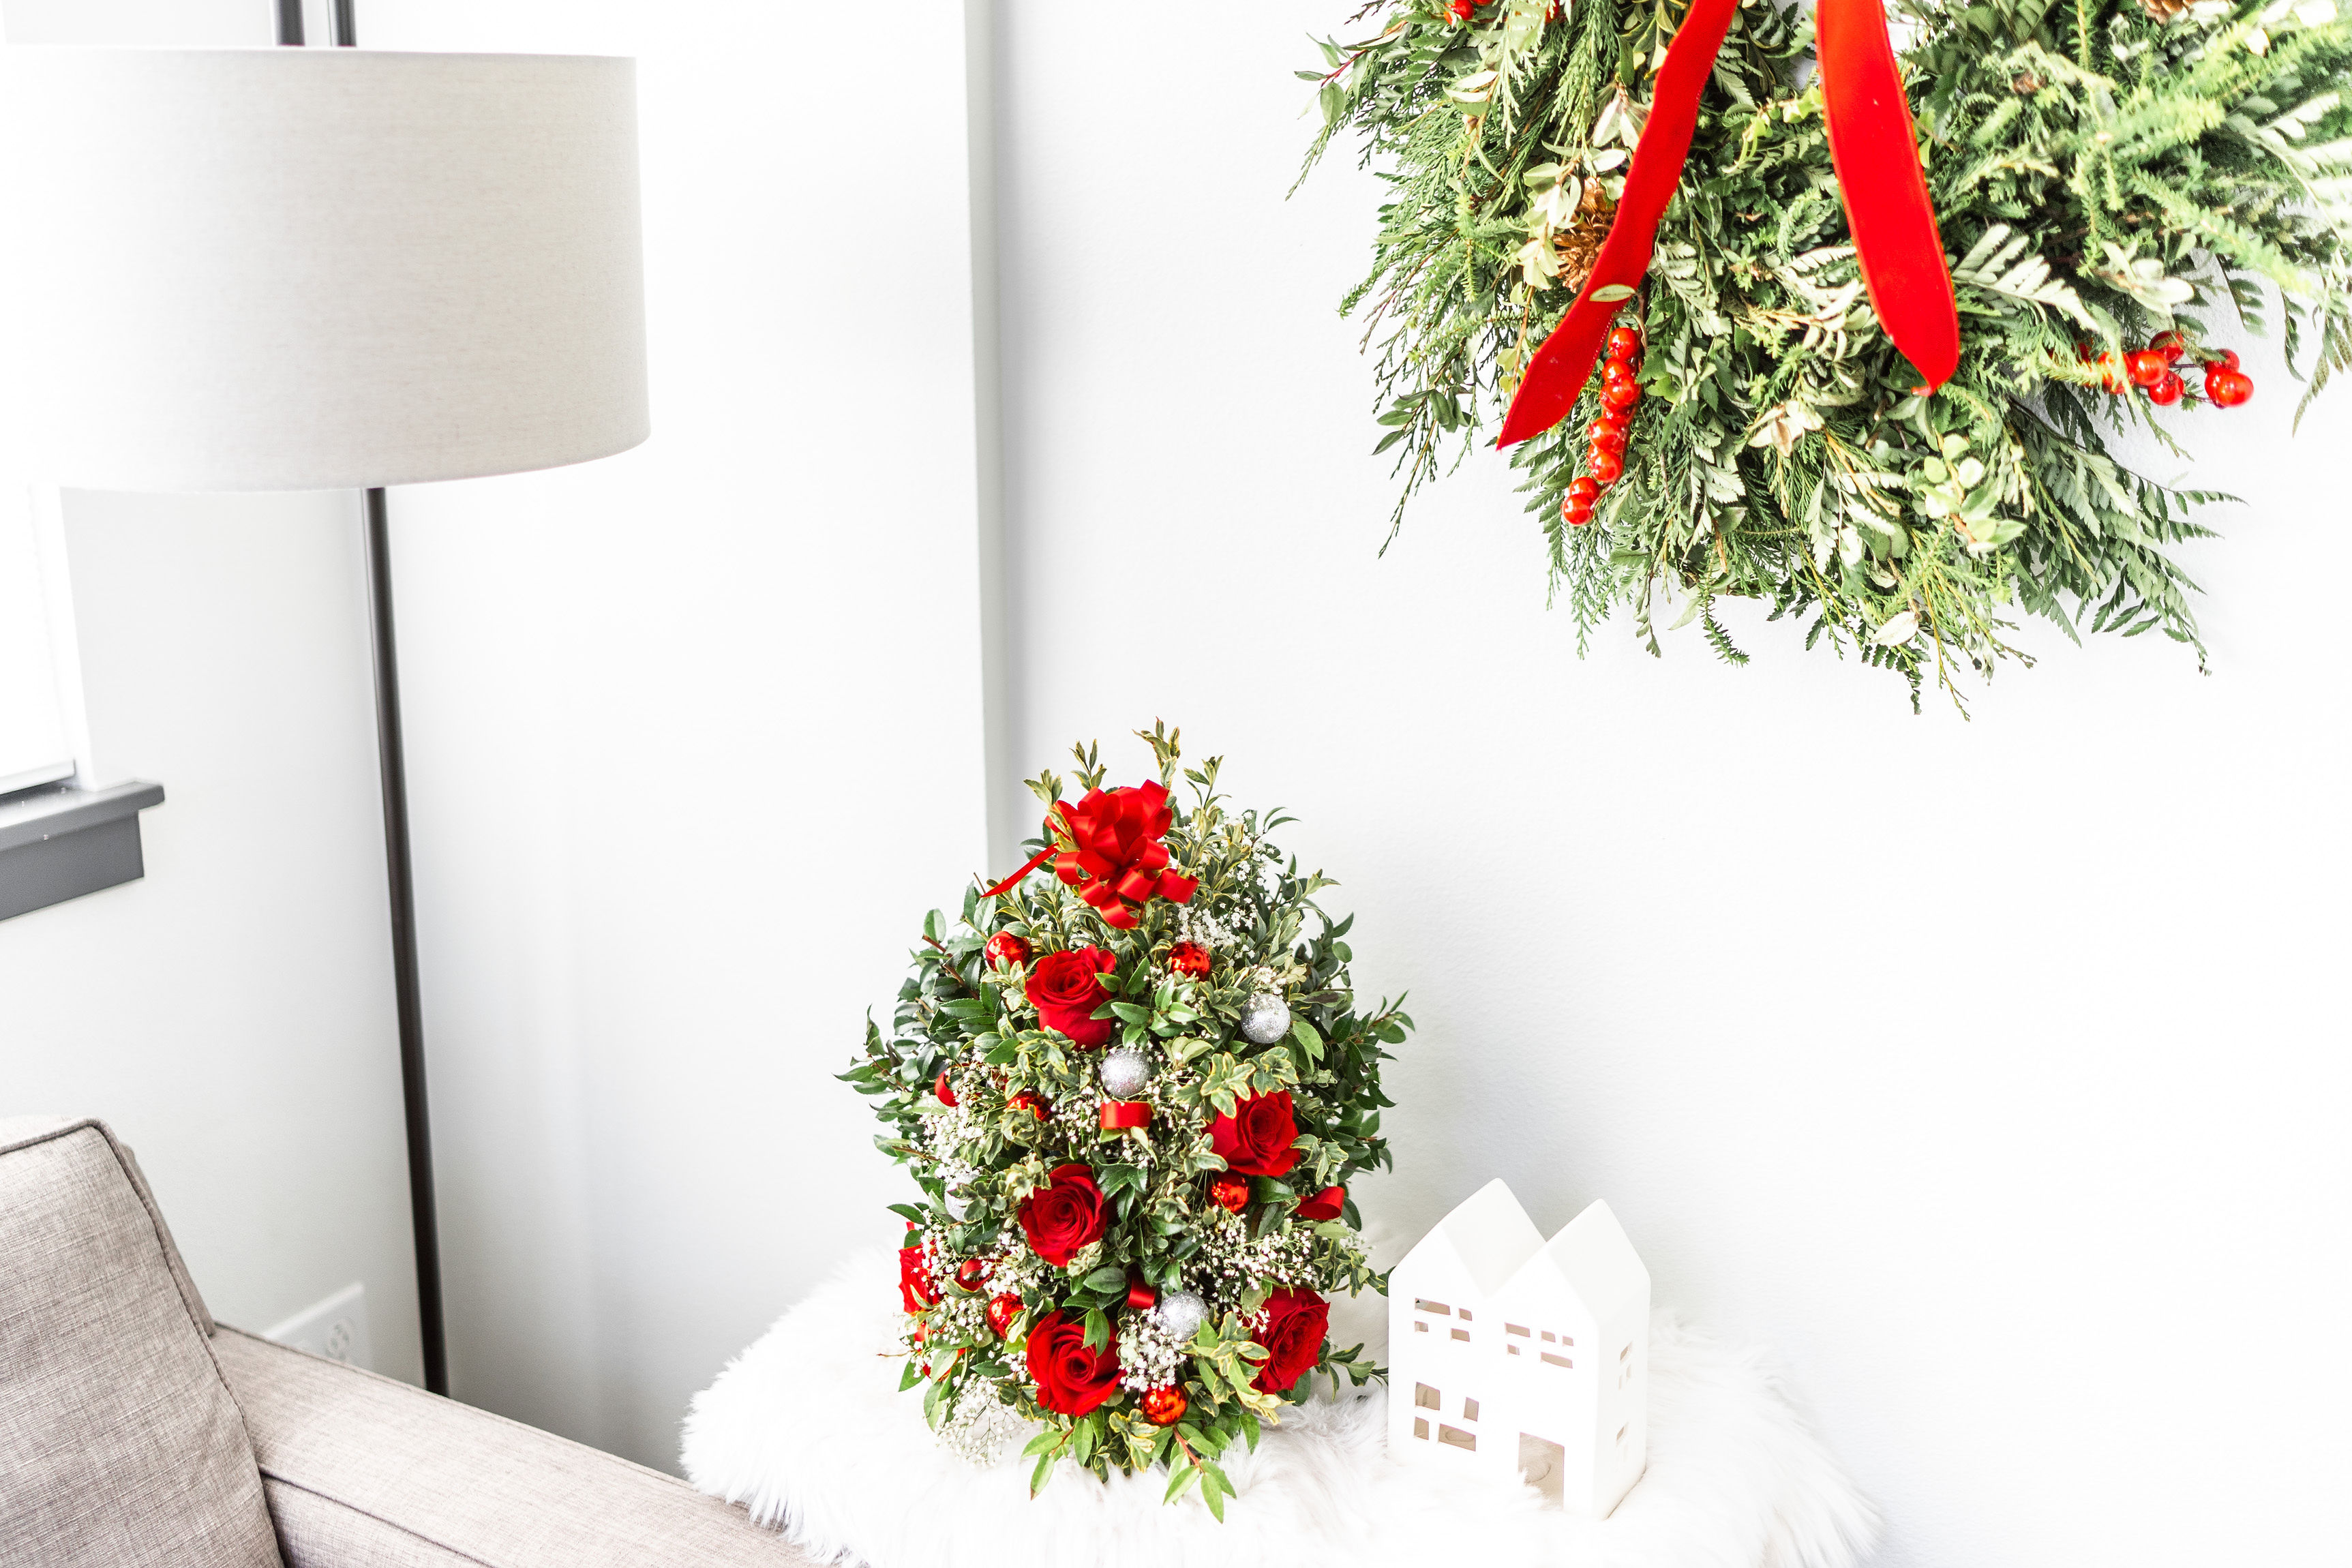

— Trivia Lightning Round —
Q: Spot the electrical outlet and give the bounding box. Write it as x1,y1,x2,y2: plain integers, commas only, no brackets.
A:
261,1282,371,1372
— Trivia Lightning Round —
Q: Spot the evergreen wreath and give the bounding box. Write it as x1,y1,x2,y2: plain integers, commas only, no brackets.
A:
841,724,1408,1515
1301,0,2352,705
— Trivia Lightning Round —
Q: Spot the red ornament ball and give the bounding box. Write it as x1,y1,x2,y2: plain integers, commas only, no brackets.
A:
1602,357,1636,385
1590,423,1627,456
986,1293,1023,1339
1141,1385,1188,1426
1606,325,1642,360
2125,350,2169,389
1209,1173,1251,1213
1566,476,1600,504
1166,941,1212,979
1602,378,1642,412
1588,448,1625,485
2205,367,2255,408
1564,504,1595,528
984,931,1030,968
2147,372,2185,406
935,1071,957,1107
954,1257,989,1293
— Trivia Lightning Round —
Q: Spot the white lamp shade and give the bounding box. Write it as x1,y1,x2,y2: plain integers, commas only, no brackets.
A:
0,47,648,492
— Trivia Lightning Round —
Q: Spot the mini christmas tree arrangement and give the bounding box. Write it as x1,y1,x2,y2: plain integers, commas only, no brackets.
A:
1301,0,2352,704
842,725,1409,1516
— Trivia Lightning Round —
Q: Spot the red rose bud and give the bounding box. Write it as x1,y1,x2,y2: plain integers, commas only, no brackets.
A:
954,1257,989,1293
1296,1184,1346,1222
935,1071,956,1107
1025,946,1119,1046
983,931,1030,967
1211,1089,1301,1177
986,1292,1024,1339
1100,1100,1152,1130
1166,941,1212,978
1025,1309,1123,1416
1017,1162,1108,1267
1008,1089,1049,1121
1141,1385,1188,1426
1125,1273,1158,1312
1250,1286,1330,1395
1209,1173,1251,1213
898,1245,939,1313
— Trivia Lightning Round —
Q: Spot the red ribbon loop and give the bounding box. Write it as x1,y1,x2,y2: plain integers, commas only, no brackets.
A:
1497,0,1958,449
982,779,1199,929
1100,1100,1154,1130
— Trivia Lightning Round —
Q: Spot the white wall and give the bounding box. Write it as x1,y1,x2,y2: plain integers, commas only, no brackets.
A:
0,0,426,1385
358,0,990,1464
989,5,2349,1567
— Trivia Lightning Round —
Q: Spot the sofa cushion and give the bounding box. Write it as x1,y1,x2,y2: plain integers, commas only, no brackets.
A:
0,1117,283,1568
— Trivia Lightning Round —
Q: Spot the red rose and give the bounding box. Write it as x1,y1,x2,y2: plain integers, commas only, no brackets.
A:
1296,1184,1346,1221
984,931,1030,968
1025,1309,1123,1416
1167,941,1212,979
898,1245,938,1313
1018,1162,1108,1267
1209,1089,1300,1178
1250,1286,1329,1394
1025,947,1118,1046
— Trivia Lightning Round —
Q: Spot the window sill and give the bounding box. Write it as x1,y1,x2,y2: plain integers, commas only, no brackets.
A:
0,780,166,921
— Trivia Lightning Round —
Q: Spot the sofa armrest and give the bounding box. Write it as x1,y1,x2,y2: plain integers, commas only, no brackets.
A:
211,1327,818,1568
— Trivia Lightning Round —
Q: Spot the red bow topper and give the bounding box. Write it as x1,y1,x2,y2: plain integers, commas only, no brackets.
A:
1496,0,1959,449
984,779,1199,931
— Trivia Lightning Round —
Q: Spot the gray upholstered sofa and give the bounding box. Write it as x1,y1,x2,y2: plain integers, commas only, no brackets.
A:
0,1116,815,1567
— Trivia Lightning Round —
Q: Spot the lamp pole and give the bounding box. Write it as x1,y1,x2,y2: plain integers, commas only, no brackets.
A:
275,0,449,1398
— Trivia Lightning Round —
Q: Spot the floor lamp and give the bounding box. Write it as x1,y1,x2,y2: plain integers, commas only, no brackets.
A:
0,40,648,1396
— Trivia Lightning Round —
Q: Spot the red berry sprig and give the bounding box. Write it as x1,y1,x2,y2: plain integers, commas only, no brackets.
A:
1561,322,1643,529
2083,332,2252,409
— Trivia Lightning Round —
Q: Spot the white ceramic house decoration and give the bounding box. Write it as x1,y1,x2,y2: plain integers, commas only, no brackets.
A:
1387,1179,1651,1518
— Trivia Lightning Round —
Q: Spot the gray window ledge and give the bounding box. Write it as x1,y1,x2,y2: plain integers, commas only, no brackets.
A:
0,780,166,922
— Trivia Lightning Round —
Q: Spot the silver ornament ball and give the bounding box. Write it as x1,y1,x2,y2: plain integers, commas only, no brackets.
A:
1098,1047,1152,1099
1238,993,1292,1045
1156,1290,1207,1342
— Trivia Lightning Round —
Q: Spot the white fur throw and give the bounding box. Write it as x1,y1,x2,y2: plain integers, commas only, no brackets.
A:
682,1250,1876,1568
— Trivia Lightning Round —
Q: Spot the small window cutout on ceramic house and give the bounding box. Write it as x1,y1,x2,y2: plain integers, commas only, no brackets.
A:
1462,1398,1480,1421
1413,1321,1428,1332
1541,1331,1555,1342
1458,1309,1473,1321
1438,1425,1477,1452
1413,1417,1428,1440
1541,1352,1571,1368
1415,1384,1441,1411
1507,1344,1522,1356
1415,1299,1451,1315
1518,1434,1565,1508
1451,1328,1471,1342
1507,1323,1531,1337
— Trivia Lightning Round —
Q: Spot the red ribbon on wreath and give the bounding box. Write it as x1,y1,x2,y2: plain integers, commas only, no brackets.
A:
1495,0,1959,449
983,779,1199,931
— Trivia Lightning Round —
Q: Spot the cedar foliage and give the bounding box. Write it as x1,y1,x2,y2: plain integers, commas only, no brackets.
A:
1301,0,2352,704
